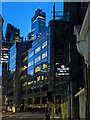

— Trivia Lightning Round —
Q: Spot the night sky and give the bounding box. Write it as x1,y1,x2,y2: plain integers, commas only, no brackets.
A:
2,2,63,39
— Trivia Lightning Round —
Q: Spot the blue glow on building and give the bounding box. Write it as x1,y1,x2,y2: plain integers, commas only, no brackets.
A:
9,42,17,71
28,8,47,41
28,28,50,76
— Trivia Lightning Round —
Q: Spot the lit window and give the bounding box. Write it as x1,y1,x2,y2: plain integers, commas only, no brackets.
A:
43,64,47,69
28,61,33,67
42,51,47,59
3,56,8,58
35,56,41,63
37,76,40,81
23,57,27,62
2,48,8,50
29,51,34,58
22,82,27,86
42,75,44,80
35,66,41,73
42,41,47,49
34,80,36,84
10,70,15,74
35,46,41,54
56,63,59,65
29,69,34,76
45,76,47,79
28,81,33,85
38,16,45,19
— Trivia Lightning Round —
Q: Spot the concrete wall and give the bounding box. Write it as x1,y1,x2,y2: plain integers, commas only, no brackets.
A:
79,93,86,119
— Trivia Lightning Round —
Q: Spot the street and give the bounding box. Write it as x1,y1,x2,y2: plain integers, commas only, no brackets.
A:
2,112,61,120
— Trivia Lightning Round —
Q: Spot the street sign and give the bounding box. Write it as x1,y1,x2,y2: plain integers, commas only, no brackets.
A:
57,65,70,76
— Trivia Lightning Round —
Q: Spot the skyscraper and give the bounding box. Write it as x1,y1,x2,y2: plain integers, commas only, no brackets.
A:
5,24,22,43
28,8,47,41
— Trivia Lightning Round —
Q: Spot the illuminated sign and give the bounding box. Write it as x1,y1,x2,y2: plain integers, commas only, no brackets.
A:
57,65,70,76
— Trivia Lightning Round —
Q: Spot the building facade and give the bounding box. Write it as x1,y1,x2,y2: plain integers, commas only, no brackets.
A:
7,41,32,108
5,23,22,43
28,8,47,41
74,2,90,119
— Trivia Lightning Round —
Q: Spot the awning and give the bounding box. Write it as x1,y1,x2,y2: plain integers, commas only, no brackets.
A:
75,88,85,97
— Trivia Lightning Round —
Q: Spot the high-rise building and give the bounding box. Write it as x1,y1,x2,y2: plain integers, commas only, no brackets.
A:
7,41,32,107
5,23,22,43
28,8,47,41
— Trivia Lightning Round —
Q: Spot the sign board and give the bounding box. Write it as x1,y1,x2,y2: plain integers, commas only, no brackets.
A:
57,65,70,76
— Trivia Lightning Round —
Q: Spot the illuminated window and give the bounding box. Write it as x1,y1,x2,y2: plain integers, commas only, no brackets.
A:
38,16,45,19
20,76,24,80
3,56,8,58
35,66,41,73
22,82,27,86
35,56,41,63
2,48,8,50
56,63,59,65
42,51,47,59
42,75,44,80
37,76,40,81
45,76,47,79
22,66,27,71
34,80,36,84
29,69,34,76
23,57,27,63
28,61,33,67
43,64,47,69
29,51,34,58
28,81,33,85
10,70,15,74
35,46,41,54
42,41,47,49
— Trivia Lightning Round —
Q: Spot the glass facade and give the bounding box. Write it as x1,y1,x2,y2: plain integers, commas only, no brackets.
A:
28,8,47,41
28,29,50,76
9,43,17,71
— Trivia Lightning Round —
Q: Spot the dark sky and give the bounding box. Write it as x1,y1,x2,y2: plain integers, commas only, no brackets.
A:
2,2,63,39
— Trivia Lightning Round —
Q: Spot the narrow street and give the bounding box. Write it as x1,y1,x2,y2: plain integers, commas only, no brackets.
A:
2,112,61,120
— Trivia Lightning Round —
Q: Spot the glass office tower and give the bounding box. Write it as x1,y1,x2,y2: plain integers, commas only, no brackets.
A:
28,8,47,41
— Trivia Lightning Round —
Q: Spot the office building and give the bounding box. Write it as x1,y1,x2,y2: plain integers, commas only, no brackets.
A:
7,41,32,107
28,8,47,41
5,23,22,43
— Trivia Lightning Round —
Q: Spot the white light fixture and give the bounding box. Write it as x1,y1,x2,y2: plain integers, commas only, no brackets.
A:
61,65,65,68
